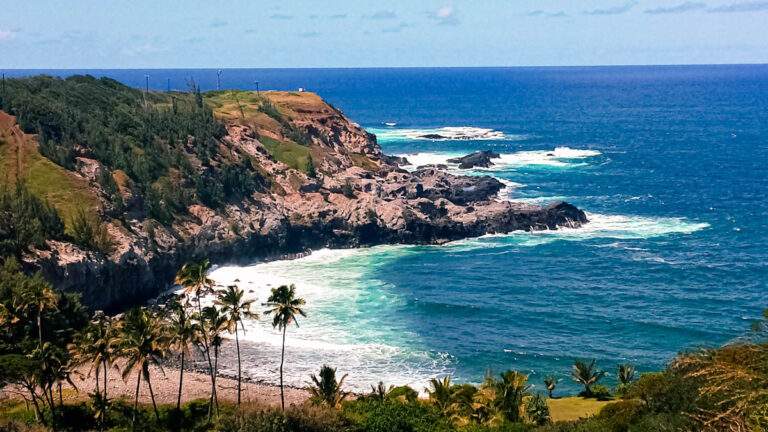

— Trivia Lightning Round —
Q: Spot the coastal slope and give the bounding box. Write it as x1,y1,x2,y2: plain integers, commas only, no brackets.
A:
0,76,586,309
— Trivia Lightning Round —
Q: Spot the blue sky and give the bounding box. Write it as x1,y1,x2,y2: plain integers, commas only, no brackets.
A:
2,0,767,68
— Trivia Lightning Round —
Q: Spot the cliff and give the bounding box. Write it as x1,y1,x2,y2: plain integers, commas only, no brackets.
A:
0,77,586,310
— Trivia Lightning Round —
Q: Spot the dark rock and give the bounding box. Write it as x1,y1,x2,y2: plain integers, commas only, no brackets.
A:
447,150,501,169
420,134,446,139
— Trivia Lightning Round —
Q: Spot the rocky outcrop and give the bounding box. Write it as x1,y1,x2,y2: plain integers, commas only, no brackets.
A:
447,150,501,169
23,92,588,311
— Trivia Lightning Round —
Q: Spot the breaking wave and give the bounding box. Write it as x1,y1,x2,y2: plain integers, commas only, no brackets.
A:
397,147,602,171
370,126,520,142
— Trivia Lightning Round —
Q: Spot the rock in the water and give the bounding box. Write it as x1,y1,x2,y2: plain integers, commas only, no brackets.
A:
447,150,501,169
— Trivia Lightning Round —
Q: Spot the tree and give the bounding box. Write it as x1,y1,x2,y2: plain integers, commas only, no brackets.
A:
495,370,530,423
117,307,167,428
215,285,257,406
544,376,557,399
572,359,606,397
165,297,200,411
201,305,228,418
263,284,306,411
14,274,58,346
305,156,317,178
618,363,636,385
307,365,348,408
68,310,118,428
174,260,217,416
427,375,454,412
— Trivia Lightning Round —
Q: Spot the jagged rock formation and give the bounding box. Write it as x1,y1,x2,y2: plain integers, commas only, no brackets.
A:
5,91,587,310
447,150,501,169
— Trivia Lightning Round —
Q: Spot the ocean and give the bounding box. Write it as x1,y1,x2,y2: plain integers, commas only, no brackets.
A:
7,65,768,394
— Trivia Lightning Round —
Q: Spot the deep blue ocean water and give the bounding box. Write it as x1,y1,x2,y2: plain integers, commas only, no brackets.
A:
8,66,768,393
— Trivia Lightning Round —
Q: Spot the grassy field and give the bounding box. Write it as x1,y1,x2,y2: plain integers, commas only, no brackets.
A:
259,135,311,172
0,113,100,230
547,397,612,422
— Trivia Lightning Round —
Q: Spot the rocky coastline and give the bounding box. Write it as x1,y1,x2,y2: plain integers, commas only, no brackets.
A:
20,91,588,311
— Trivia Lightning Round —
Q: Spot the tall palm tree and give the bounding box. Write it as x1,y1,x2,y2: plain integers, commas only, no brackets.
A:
69,312,118,404
618,363,636,385
215,285,257,406
202,305,228,417
307,364,348,408
543,376,557,399
263,284,306,411
117,307,168,428
174,260,216,415
15,276,58,346
571,359,605,397
165,297,200,411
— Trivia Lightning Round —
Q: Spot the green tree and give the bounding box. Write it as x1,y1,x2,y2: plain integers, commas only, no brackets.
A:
165,297,200,411
618,363,636,385
544,376,557,399
572,359,606,397
495,370,530,423
263,284,306,411
525,393,551,426
69,207,116,255
14,274,59,346
201,305,228,418
426,375,454,412
214,285,257,406
307,364,348,408
117,307,168,428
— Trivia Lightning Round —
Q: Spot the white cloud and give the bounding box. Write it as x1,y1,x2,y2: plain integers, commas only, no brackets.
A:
436,5,454,18
432,5,459,25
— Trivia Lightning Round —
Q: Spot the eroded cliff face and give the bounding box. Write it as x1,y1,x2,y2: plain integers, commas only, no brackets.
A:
20,92,587,310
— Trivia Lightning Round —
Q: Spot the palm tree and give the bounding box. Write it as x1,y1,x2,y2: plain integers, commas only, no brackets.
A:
307,365,348,408
525,393,551,426
369,381,393,401
174,260,216,415
543,376,557,399
427,375,454,412
117,307,168,428
572,359,605,397
263,284,306,411
201,305,228,418
165,297,200,411
215,285,257,406
15,276,58,346
618,363,635,385
69,312,118,404
495,370,530,423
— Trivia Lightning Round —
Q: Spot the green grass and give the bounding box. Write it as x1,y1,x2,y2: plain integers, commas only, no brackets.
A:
259,136,311,172
547,397,612,422
0,133,99,231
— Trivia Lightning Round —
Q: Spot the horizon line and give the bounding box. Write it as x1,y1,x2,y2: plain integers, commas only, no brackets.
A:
4,62,768,71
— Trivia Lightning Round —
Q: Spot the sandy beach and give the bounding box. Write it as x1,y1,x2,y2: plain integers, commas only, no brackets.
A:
1,360,310,408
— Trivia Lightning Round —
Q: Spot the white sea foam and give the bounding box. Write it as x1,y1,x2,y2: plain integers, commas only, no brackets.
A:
371,126,516,141
397,146,602,172
200,247,452,391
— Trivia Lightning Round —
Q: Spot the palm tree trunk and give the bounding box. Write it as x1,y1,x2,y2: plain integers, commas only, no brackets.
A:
103,360,108,401
132,371,141,431
58,382,63,406
235,326,242,406
177,351,184,411
213,346,220,414
95,362,101,396
27,387,42,422
197,295,216,419
280,326,286,411
37,310,43,346
146,373,160,422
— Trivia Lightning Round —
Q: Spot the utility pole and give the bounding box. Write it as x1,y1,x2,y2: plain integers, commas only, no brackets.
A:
217,69,223,90
145,74,150,93
255,80,260,97
166,78,171,93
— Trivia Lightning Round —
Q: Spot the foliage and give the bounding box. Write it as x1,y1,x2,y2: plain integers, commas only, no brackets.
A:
0,183,64,258
308,365,349,408
571,360,605,397
525,395,551,426
69,207,116,255
0,75,266,223
343,398,453,432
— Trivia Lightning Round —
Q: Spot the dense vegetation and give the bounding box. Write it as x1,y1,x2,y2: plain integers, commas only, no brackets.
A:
0,75,266,223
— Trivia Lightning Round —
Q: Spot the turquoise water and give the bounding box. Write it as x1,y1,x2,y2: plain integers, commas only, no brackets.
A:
11,66,767,394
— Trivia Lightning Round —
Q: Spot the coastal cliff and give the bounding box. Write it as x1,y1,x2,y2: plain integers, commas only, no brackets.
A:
0,76,586,310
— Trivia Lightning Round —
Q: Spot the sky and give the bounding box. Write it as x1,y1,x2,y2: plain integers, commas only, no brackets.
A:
1,0,767,68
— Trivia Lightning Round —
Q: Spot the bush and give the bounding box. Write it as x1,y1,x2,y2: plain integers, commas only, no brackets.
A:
343,399,452,432
594,399,645,431
217,404,348,432
587,385,612,401
69,207,116,255
624,372,696,414
525,394,551,426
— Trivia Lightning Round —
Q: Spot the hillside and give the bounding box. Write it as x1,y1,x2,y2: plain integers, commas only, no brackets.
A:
0,75,586,309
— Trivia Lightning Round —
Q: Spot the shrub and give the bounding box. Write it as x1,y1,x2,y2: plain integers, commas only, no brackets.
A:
343,399,452,432
525,394,551,426
624,372,696,414
587,385,612,401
